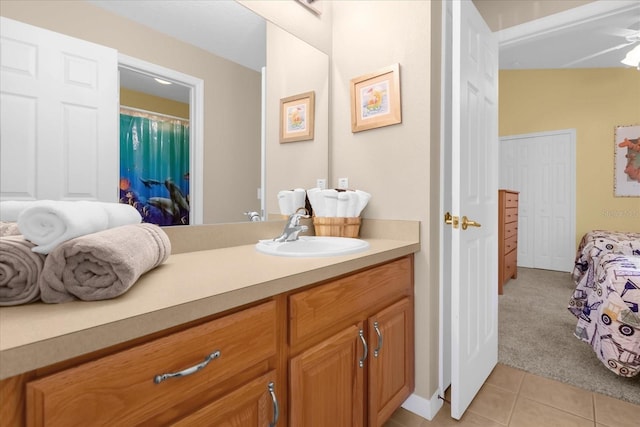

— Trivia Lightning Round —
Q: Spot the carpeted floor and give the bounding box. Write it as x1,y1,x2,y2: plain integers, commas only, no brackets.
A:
498,267,640,405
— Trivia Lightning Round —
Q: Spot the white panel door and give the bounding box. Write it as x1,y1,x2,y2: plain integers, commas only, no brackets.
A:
450,0,499,419
0,17,118,202
499,130,576,272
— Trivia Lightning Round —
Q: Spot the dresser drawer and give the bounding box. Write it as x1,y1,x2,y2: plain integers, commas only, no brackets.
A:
504,192,518,208
504,207,518,223
289,257,412,348
26,301,277,426
503,250,517,282
504,221,518,240
504,235,517,254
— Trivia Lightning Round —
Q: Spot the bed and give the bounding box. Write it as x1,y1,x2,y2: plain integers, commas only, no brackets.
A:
568,230,640,377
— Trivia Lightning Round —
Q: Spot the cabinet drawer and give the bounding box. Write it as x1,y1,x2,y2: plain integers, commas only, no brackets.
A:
504,192,518,208
503,250,517,282
289,257,412,348
504,207,518,223
504,235,517,254
26,301,277,426
504,221,518,240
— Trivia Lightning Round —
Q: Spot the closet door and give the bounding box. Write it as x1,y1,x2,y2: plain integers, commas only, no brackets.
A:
499,130,576,272
0,17,118,202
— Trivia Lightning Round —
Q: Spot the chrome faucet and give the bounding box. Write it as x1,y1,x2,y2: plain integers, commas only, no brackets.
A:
274,208,309,242
244,211,261,222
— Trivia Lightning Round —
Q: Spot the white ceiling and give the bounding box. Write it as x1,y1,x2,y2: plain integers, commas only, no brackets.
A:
94,0,640,104
89,0,266,103
498,1,640,70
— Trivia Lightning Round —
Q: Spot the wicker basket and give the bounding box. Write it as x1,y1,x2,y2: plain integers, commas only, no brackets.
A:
313,217,361,238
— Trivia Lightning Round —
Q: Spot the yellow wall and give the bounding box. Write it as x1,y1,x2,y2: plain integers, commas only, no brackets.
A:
499,68,640,240
120,89,189,119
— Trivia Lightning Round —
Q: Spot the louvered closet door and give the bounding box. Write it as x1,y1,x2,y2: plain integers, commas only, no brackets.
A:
0,17,118,202
499,130,576,272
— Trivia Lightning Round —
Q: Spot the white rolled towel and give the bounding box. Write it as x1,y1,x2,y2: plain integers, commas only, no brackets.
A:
18,201,142,254
322,189,339,217
354,190,371,216
0,200,35,222
277,190,295,216
307,188,324,217
292,188,307,213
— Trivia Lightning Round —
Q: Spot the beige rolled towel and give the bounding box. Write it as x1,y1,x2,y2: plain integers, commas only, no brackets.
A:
0,221,21,237
0,236,45,306
39,223,171,303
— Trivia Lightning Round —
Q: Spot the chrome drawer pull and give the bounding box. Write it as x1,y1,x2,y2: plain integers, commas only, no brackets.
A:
358,329,368,368
268,381,279,427
153,350,221,384
373,321,383,357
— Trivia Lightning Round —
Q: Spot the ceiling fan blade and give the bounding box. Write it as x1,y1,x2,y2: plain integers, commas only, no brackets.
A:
562,41,636,67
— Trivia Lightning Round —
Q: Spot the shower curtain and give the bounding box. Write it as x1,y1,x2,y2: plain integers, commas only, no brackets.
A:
119,107,190,226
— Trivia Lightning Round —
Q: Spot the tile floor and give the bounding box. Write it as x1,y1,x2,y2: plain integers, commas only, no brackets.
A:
384,363,640,427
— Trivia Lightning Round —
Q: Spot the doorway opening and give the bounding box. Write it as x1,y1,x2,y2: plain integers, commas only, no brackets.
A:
118,54,204,225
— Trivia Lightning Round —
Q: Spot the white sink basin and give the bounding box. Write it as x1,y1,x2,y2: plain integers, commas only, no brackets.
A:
255,236,370,257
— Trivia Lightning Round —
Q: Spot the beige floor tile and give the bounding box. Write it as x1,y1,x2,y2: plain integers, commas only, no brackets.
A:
519,372,594,419
593,393,640,427
427,403,505,426
510,396,594,427
387,408,426,427
486,364,526,393
465,383,517,425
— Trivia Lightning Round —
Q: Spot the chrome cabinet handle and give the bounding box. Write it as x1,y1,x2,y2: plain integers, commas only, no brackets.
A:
268,381,279,427
358,329,368,368
373,321,383,357
153,350,221,384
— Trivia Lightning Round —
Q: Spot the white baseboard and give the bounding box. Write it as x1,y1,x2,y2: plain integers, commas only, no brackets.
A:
401,390,444,421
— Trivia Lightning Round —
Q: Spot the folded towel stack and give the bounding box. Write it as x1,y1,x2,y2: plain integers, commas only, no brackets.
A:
2,200,142,254
0,200,170,306
39,223,171,303
306,188,371,218
0,236,45,306
0,221,21,237
277,188,308,216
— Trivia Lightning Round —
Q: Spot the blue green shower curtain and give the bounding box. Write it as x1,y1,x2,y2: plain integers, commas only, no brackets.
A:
119,108,190,226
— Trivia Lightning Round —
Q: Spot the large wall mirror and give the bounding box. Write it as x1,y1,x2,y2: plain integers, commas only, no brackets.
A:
0,0,329,225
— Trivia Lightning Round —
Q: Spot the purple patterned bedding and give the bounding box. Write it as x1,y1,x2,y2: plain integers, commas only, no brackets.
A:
568,231,640,377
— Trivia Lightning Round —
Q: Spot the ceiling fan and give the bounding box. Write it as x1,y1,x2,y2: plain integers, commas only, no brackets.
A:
562,27,640,68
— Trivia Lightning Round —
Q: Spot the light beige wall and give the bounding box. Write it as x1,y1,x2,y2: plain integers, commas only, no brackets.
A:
331,0,438,400
500,68,640,238
265,23,330,216
1,0,262,224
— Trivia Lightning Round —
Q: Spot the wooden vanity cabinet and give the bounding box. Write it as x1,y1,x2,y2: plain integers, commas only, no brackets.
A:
288,256,414,427
24,301,279,427
1,255,415,427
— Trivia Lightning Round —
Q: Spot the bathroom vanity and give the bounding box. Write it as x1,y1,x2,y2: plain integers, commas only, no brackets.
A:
0,220,419,426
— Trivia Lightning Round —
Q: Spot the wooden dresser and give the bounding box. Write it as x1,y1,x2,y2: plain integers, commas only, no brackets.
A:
498,189,519,294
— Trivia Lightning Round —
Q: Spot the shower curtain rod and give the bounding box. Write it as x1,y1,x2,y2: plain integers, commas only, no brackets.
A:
120,105,189,125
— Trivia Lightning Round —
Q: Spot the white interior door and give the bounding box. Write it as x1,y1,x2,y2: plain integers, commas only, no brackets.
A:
499,130,576,272
450,0,499,419
0,17,118,202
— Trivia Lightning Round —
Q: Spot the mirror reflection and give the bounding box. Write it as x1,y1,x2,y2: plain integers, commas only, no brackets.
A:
0,0,329,225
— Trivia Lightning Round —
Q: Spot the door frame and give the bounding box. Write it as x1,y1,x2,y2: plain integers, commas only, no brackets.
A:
118,54,204,225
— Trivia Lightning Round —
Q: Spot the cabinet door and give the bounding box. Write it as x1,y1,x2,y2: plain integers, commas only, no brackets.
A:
368,298,414,427
290,324,365,427
171,371,279,427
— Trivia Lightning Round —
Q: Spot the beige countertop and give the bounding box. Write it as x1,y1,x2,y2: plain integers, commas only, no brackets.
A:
0,219,420,380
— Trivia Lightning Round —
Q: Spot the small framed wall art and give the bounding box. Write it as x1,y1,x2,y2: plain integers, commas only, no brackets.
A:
350,63,402,133
280,91,315,143
614,124,640,197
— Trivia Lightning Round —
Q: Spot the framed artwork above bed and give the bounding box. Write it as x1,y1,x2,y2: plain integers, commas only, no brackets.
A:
614,124,640,197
